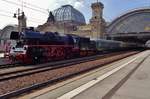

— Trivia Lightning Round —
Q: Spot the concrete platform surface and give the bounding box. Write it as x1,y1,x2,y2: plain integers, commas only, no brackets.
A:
111,51,150,99
72,50,150,99
18,50,150,99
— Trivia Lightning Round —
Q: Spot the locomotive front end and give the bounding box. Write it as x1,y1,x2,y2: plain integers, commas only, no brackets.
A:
9,43,29,63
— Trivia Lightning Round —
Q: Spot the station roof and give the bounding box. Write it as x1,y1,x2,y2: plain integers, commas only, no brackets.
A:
107,7,150,34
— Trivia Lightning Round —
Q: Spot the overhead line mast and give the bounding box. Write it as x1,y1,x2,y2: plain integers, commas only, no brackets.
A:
13,0,26,34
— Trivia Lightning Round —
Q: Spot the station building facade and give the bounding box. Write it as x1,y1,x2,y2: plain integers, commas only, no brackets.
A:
37,2,106,39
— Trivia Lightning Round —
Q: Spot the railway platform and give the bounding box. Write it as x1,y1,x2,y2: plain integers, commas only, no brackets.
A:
18,50,150,99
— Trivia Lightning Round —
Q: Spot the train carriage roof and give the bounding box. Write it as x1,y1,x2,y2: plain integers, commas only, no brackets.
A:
91,39,123,44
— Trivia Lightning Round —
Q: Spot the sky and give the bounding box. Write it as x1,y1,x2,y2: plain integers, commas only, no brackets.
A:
0,0,150,29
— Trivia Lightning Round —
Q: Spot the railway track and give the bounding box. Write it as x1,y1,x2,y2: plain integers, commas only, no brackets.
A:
0,52,111,73
0,63,20,69
0,51,130,81
0,51,140,98
0,58,21,69
0,51,115,70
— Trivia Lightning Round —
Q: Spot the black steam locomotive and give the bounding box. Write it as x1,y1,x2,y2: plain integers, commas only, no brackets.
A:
9,29,136,64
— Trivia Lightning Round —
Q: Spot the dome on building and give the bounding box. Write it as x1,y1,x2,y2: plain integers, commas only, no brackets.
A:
51,5,86,24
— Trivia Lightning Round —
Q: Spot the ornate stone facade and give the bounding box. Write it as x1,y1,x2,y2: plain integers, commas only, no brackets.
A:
37,5,85,34
37,2,106,39
72,2,106,39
